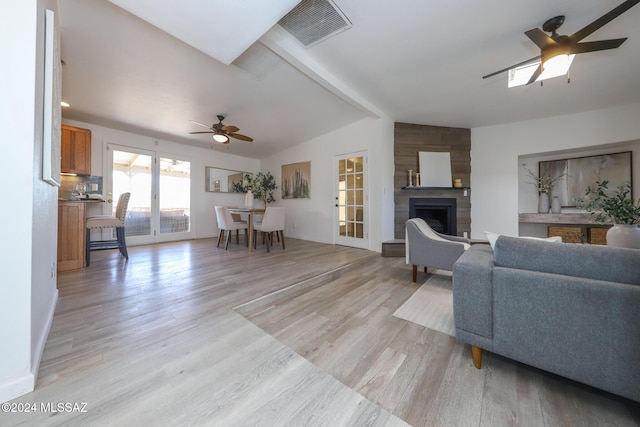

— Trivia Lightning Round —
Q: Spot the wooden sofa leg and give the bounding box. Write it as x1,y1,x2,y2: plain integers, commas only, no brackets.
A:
471,345,483,369
412,265,417,282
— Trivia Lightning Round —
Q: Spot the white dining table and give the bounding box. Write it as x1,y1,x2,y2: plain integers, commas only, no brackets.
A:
228,207,265,252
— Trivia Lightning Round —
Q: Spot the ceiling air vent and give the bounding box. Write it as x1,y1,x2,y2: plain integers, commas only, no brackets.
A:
278,0,352,47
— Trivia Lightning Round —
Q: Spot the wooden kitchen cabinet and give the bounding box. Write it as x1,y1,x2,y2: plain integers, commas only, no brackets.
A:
58,201,86,272
61,124,91,175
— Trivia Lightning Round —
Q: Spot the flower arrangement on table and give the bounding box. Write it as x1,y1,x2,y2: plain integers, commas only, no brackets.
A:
524,167,567,213
525,168,567,194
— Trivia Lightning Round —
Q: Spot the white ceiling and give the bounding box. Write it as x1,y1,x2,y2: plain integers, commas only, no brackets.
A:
106,0,301,65
58,0,640,159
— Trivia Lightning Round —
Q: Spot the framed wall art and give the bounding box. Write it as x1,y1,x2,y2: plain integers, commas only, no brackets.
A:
42,9,61,187
282,161,310,199
539,151,632,207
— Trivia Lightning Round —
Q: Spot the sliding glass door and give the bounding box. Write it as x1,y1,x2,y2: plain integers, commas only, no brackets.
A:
107,144,192,246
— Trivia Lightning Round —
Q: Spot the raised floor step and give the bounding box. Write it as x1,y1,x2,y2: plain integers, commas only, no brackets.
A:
381,239,405,257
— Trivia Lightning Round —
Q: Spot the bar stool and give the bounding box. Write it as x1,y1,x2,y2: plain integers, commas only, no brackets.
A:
86,192,131,266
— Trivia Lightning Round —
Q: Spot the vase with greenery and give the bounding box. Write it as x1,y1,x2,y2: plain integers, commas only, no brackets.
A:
525,168,567,213
231,172,277,207
575,180,640,248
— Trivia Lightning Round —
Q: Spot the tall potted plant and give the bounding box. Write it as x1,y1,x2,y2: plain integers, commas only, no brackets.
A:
575,180,640,248
250,172,277,207
231,172,278,208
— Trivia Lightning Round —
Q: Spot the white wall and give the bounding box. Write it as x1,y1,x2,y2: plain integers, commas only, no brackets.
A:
260,116,395,252
63,119,260,240
31,0,61,392
471,102,640,239
0,0,60,404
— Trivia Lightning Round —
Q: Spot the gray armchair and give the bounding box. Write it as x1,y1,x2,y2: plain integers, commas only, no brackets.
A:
405,218,470,282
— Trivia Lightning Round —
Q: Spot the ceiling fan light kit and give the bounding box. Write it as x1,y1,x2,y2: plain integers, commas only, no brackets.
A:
484,0,639,87
188,114,254,145
213,133,229,143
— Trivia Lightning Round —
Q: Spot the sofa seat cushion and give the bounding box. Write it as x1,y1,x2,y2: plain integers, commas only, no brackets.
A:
494,235,640,285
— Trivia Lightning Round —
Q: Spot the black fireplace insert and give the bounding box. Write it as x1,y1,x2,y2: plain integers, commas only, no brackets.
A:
409,197,457,235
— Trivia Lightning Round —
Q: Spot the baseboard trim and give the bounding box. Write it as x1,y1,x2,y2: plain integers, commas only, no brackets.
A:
0,373,35,404
0,289,58,403
32,289,58,384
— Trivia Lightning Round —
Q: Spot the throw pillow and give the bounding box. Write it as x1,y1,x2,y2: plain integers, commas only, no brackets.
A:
484,231,562,250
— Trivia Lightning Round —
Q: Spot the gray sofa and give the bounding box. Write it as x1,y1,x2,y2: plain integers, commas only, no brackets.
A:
452,235,640,402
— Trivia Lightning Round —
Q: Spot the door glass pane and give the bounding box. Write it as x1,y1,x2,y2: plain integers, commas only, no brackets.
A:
159,157,191,234
338,159,346,174
336,155,365,243
112,150,152,237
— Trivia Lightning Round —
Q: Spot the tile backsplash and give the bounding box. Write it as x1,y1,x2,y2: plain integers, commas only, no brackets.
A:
60,175,103,199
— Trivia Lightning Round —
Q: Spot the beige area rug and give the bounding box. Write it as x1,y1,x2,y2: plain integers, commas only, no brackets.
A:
392,270,454,337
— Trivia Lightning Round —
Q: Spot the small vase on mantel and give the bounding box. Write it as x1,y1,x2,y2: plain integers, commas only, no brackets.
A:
538,192,550,213
606,224,640,249
551,196,561,214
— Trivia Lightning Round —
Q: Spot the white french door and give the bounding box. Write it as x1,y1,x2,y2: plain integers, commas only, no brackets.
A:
106,144,192,246
335,152,368,249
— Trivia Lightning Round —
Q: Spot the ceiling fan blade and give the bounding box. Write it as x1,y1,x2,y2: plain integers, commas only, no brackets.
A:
570,0,640,42
221,125,240,133
189,131,215,134
228,133,254,142
571,38,628,54
189,120,213,129
482,55,541,79
525,64,543,85
525,28,557,49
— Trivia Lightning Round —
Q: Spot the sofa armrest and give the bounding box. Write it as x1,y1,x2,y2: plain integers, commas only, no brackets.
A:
452,245,495,349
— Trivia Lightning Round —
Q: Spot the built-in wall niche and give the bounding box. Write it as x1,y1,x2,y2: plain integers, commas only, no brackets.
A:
519,142,640,215
518,140,640,237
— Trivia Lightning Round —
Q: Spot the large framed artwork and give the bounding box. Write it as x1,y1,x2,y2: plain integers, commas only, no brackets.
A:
282,161,310,199
539,151,632,207
418,151,452,187
42,9,61,187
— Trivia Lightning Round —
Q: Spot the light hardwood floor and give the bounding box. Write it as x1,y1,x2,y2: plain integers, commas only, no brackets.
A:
4,238,639,426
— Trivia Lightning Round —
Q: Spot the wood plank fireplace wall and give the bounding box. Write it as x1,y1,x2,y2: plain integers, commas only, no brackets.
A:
394,122,471,239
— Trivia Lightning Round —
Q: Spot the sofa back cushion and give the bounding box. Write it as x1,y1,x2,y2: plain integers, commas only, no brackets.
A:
494,235,640,285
